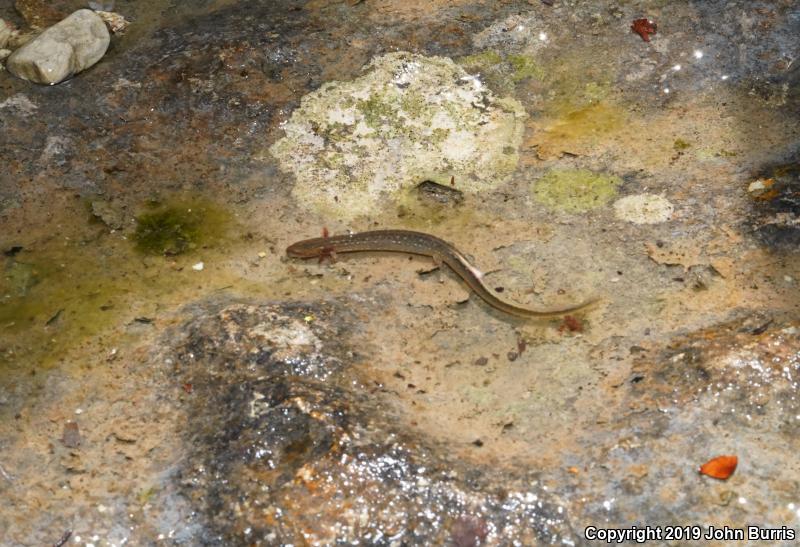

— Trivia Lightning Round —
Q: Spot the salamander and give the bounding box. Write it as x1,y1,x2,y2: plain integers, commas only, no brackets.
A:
286,229,598,318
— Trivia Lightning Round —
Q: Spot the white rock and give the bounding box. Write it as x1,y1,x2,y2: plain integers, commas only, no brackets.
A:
0,19,11,49
192,262,204,271
6,9,110,85
613,194,674,224
270,52,528,220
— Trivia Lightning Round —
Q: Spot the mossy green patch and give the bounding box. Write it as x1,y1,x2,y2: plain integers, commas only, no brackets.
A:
0,197,237,372
673,138,691,150
134,200,229,256
532,168,621,213
507,54,545,82
457,50,544,92
458,50,503,70
357,93,399,128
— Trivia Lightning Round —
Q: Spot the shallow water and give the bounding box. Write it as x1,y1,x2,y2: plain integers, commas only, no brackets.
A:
1,0,798,544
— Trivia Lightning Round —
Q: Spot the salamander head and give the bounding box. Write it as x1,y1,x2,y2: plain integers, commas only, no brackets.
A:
286,238,326,258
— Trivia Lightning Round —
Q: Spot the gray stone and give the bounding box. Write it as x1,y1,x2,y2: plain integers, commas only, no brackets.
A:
6,9,109,85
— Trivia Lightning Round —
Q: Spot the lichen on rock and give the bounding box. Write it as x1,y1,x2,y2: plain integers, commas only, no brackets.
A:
531,168,621,213
269,51,528,219
613,193,674,224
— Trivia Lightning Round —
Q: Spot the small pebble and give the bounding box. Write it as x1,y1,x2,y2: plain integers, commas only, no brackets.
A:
192,262,204,271
61,421,81,448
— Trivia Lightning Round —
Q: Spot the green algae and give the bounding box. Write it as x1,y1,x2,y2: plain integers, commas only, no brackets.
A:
134,199,230,256
357,93,399,128
507,54,545,82
673,138,691,151
0,197,237,372
457,50,544,92
532,168,621,213
0,242,153,370
3,260,38,297
696,147,739,159
458,50,503,69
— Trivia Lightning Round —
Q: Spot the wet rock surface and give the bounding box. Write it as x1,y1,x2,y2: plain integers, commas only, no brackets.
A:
165,300,797,544
0,0,799,544
586,314,800,534
174,299,576,544
749,162,800,251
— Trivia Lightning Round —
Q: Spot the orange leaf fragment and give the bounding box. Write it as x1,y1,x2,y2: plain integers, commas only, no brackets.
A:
699,455,738,479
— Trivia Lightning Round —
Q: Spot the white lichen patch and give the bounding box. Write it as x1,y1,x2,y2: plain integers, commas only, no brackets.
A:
270,51,528,219
613,193,674,224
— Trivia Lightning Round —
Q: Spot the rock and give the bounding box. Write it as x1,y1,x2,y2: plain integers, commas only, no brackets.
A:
0,49,11,61
6,9,110,85
0,19,11,49
269,52,528,220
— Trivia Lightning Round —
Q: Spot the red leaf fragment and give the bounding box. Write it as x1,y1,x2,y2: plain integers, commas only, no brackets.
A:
631,18,657,42
558,315,583,334
699,455,738,479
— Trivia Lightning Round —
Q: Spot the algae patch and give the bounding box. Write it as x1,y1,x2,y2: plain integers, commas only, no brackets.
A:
673,139,691,151
0,198,236,372
532,169,621,213
458,50,545,92
134,200,229,255
269,52,528,220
